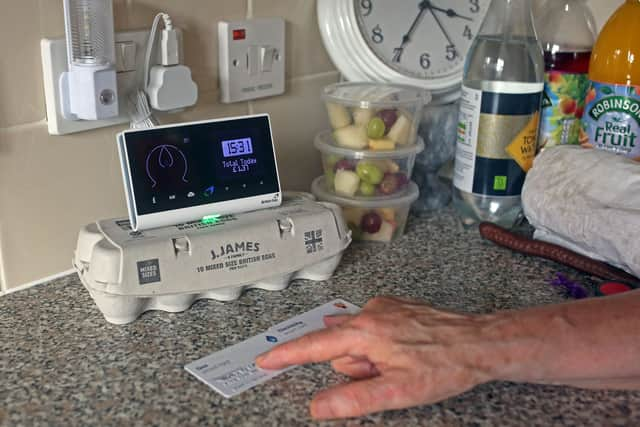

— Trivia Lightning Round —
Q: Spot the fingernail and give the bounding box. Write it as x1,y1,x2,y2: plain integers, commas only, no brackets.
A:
255,353,268,366
310,396,332,419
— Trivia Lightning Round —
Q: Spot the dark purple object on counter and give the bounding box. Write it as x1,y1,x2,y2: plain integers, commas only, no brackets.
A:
548,273,589,299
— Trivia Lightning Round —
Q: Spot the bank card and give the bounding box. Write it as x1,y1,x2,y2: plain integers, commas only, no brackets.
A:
185,299,360,398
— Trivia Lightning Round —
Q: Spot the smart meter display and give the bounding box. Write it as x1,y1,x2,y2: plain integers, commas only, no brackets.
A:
120,115,280,216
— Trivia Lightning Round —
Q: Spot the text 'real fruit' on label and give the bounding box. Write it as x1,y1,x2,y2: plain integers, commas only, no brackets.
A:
454,84,543,197
539,71,590,148
583,81,640,160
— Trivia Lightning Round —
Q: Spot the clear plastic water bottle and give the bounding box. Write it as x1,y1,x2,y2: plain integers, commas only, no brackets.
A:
452,0,544,228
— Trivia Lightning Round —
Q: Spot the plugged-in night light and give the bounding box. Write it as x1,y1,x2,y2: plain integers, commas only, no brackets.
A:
60,0,119,121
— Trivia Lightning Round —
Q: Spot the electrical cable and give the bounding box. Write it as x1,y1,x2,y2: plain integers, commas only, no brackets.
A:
128,90,159,129
129,12,174,129
144,13,174,90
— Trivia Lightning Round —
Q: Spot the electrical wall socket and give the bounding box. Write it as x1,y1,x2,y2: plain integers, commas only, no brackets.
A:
41,29,184,136
219,18,285,103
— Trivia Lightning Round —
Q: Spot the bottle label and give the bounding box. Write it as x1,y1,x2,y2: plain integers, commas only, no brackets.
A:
583,81,640,160
454,83,542,196
539,71,590,148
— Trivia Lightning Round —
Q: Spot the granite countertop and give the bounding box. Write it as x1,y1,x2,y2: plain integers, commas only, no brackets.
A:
2,210,640,426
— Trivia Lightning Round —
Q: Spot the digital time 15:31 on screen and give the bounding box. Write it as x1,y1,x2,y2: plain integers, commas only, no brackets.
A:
222,138,253,158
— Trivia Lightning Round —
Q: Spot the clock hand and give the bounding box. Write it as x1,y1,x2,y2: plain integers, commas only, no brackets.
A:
427,5,456,53
429,4,473,21
392,0,430,62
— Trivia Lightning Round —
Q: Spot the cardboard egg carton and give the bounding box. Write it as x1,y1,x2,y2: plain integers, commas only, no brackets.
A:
73,195,351,324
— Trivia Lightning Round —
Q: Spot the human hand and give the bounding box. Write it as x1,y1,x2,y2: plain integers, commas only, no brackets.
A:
256,296,501,420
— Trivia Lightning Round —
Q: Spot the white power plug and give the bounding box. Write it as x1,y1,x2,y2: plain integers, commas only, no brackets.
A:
147,65,198,111
139,13,198,114
160,28,180,66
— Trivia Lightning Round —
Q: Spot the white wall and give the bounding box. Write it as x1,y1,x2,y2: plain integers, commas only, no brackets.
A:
587,0,623,31
0,0,337,290
535,0,622,32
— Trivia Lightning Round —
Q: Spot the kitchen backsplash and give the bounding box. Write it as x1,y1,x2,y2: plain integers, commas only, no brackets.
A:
0,0,623,291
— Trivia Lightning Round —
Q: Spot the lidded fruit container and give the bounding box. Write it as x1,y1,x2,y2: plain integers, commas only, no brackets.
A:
322,82,430,150
315,131,424,199
312,177,419,243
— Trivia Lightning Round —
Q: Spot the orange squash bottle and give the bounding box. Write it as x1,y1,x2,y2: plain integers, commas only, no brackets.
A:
583,0,640,160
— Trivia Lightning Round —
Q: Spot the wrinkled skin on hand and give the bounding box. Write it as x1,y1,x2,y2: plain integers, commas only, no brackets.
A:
256,296,499,420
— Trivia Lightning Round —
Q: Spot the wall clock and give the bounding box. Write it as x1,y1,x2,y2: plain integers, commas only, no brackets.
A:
318,0,491,96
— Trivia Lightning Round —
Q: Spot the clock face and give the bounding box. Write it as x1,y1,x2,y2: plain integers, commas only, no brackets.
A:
354,0,490,80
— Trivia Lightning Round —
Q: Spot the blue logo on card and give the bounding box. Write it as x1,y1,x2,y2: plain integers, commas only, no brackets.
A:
266,336,278,343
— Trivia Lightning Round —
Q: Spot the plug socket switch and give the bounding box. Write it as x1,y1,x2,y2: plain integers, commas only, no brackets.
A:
260,46,278,72
219,18,285,103
116,41,137,73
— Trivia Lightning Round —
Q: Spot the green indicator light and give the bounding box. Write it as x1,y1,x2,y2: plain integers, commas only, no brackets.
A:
201,214,221,225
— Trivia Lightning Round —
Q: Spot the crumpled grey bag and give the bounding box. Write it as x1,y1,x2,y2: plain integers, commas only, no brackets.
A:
522,146,640,277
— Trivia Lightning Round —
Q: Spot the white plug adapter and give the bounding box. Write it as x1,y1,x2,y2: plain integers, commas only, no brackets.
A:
146,65,198,111
160,28,179,66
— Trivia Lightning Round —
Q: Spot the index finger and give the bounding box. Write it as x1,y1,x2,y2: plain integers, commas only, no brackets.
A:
256,326,362,370
324,314,353,328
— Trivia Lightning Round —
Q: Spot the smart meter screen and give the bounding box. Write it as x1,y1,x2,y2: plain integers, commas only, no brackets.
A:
123,115,279,216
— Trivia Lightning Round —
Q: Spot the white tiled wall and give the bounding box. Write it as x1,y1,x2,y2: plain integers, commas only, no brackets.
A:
0,0,625,291
0,0,338,290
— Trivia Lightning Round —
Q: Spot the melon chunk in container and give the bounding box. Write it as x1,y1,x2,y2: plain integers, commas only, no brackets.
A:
312,177,419,243
316,130,424,199
322,82,430,149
